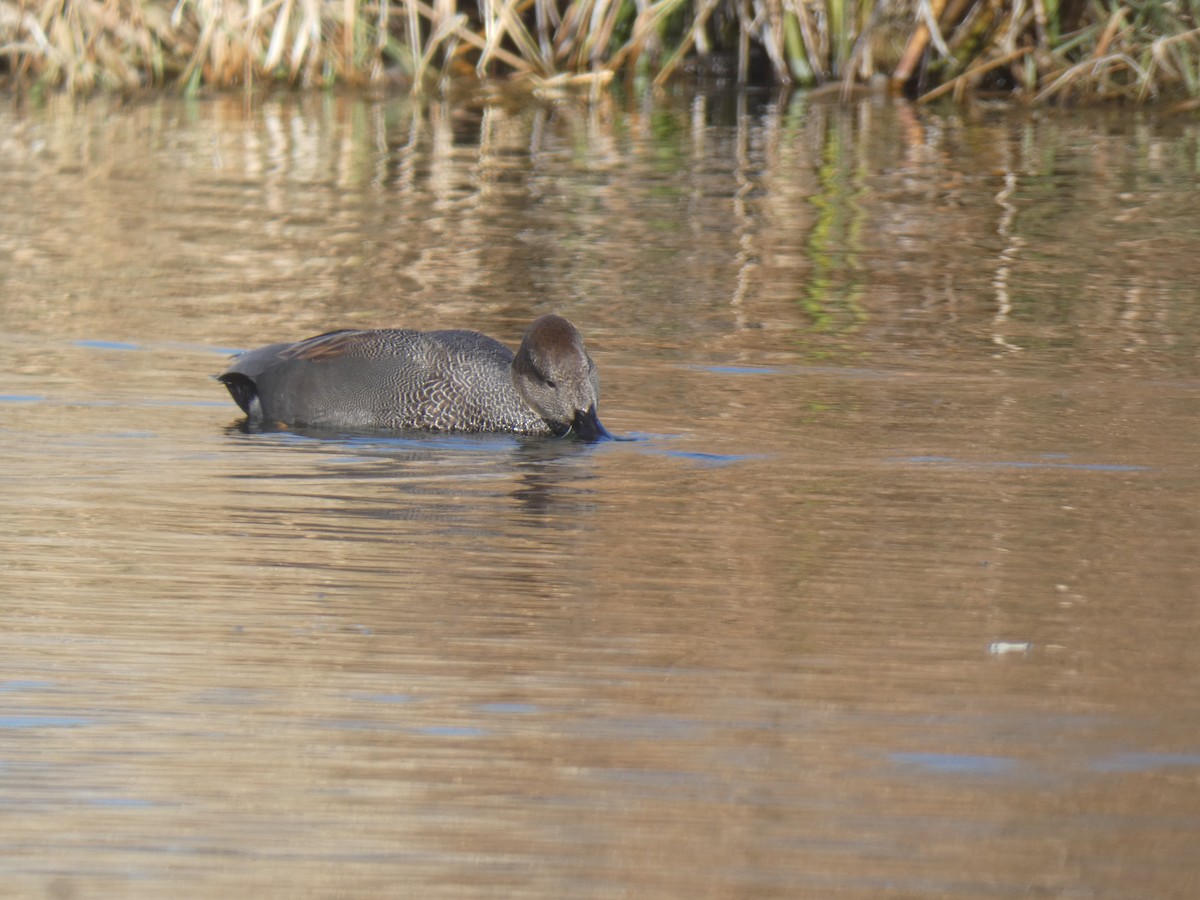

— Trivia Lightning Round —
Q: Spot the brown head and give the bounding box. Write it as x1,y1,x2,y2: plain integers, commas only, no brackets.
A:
511,315,611,441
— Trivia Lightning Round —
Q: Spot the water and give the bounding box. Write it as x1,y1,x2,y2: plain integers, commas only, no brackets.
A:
2,89,1199,898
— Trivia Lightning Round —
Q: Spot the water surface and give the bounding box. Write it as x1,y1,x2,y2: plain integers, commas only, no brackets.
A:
2,90,1199,898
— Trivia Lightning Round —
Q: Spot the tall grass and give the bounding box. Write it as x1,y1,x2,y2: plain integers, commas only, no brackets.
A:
2,0,1199,101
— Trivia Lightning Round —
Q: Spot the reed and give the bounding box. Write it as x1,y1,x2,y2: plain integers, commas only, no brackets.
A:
2,0,1199,101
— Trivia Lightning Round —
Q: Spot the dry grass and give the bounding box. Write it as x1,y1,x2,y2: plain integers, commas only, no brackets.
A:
2,0,1199,101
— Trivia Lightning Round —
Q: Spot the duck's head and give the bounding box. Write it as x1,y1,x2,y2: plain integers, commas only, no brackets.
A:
512,315,612,441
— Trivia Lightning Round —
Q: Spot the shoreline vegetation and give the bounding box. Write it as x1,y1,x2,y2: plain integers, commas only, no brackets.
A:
1,1,1199,103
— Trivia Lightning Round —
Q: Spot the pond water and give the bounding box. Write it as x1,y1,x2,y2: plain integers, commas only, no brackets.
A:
2,87,1199,898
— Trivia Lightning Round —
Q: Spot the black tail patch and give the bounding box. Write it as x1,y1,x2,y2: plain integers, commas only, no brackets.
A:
217,373,258,416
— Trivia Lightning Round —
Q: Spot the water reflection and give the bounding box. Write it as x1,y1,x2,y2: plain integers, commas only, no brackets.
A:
2,90,1200,899
223,426,612,524
5,92,1199,373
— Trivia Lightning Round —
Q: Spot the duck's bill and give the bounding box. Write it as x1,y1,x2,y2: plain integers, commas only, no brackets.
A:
571,406,613,442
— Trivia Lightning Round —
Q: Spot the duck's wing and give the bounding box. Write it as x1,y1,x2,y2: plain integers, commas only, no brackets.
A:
217,329,437,424
219,329,360,380
216,330,363,417
277,329,374,363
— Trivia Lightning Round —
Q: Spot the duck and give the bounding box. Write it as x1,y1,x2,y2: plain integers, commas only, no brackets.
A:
217,314,612,441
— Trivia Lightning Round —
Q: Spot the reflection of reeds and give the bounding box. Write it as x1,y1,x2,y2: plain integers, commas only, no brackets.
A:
2,1,1198,100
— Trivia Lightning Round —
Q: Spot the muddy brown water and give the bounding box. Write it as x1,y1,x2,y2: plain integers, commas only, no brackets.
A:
2,90,1199,898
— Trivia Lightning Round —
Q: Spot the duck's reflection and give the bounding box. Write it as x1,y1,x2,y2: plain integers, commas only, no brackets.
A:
221,421,617,526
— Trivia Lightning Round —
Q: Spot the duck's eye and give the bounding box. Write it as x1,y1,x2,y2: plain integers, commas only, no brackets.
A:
527,360,554,387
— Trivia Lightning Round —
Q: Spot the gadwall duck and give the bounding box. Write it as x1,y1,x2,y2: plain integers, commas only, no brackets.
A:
218,314,611,440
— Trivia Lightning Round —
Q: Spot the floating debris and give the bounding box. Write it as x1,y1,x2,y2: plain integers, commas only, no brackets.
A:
988,641,1033,656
